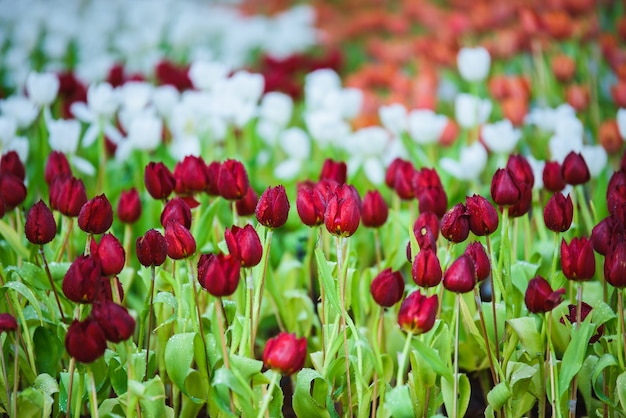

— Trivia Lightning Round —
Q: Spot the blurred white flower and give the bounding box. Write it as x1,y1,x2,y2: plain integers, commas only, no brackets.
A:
169,136,201,161
439,142,488,181
274,127,310,180
152,85,180,119
548,115,584,163
71,82,120,148
258,92,293,128
47,118,95,175
581,145,608,178
26,71,60,107
379,103,407,136
0,115,28,161
617,108,626,140
525,104,576,132
481,119,521,153
115,111,163,162
188,60,230,91
0,96,38,129
455,93,491,129
304,110,351,148
526,155,545,191
343,126,389,185
305,69,342,110
407,109,448,144
457,46,491,82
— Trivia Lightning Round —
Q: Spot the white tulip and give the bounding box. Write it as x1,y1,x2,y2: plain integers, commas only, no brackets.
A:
48,118,81,153
439,142,488,181
188,60,230,91
379,103,407,135
581,145,608,178
407,109,448,144
455,93,492,129
26,71,60,107
259,92,293,128
481,119,521,153
0,96,38,129
457,46,491,82
617,108,626,140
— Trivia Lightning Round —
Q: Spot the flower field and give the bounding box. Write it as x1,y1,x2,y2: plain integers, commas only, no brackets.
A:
0,0,625,417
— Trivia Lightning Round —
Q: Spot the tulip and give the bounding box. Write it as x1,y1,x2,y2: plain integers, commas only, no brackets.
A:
65,318,107,363
465,194,499,236
173,155,208,195
415,168,448,218
440,203,470,243
561,302,604,343
457,46,491,82
117,188,142,224
217,159,249,200
561,152,590,185
165,222,196,260
591,217,616,256
361,190,388,228
90,233,125,276
144,162,175,200
0,313,17,332
256,185,290,229
412,248,442,288
324,184,361,237
235,186,258,217
443,254,476,293
604,241,626,288
62,255,102,304
0,151,25,181
543,161,566,192
561,237,596,281
205,161,221,196
225,224,263,268
91,301,136,343
78,194,113,234
506,154,534,188
544,193,574,232
136,229,167,267
414,211,440,240
296,181,326,227
160,197,192,230
490,169,520,206
197,253,241,297
262,332,307,376
319,158,346,185
0,173,26,210
24,200,57,245
507,182,533,218
97,276,125,304
44,151,72,185
524,276,566,313
397,290,438,334
464,242,490,282
387,159,415,200
370,268,405,307
384,158,405,189
49,176,87,217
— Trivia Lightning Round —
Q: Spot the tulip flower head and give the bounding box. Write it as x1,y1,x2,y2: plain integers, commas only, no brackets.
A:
412,248,443,288
465,194,499,236
296,181,326,227
370,268,405,307
144,162,176,200
440,203,470,243
0,313,17,332
62,255,102,304
324,184,361,237
91,301,136,343
361,190,388,228
604,240,626,288
457,46,491,82
236,186,259,217
225,224,263,268
397,290,438,334
561,302,605,343
524,276,566,313
90,233,125,276
561,237,595,281
117,188,142,224
256,185,290,229
443,254,476,293
136,229,167,267
164,221,196,260
24,200,57,245
78,194,113,235
197,253,241,297
49,176,87,217
262,332,307,376
217,159,250,200
543,193,573,232
65,318,107,363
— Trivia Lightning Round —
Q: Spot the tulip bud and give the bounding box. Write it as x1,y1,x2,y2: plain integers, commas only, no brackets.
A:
543,161,566,192
225,224,263,268
24,200,57,245
385,158,405,189
0,313,17,332
561,237,595,281
464,242,490,282
561,302,604,343
91,233,125,276
97,276,125,303
524,276,566,313
236,186,258,217
544,193,574,232
262,332,307,376
0,151,25,181
0,196,4,219
415,168,448,218
507,182,533,218
506,154,534,188
165,221,196,260
65,318,107,363
256,185,290,229
296,181,326,227
44,151,72,185
136,229,167,267
604,241,626,288
49,176,87,217
440,203,470,243
217,159,249,200
370,268,405,307
414,211,440,240
144,161,175,200
324,184,361,237
91,301,136,343
397,290,438,334
443,254,476,293
490,169,520,207
117,188,142,224
361,190,388,228
0,173,27,210
392,160,416,200
466,194,499,236
591,217,614,256
174,155,208,195
78,194,113,234
197,253,241,297
411,248,442,288
160,197,192,230
62,255,102,304
205,161,221,196
561,151,590,185
319,158,346,185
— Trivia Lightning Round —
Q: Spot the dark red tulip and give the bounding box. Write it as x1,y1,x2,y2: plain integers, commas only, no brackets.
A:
385,158,405,189
506,154,534,189
217,159,249,200
561,151,590,185
0,313,17,332
319,158,346,185
164,222,196,260
262,332,307,376
591,217,616,256
491,168,520,207
544,193,574,232
464,242,491,282
174,155,208,195
607,172,626,217
49,176,87,217
296,181,326,227
412,248,442,288
604,241,626,288
392,160,416,200
256,185,290,229
543,161,566,192
361,190,388,228
0,151,25,181
397,290,438,334
370,268,405,307
443,254,476,293
0,196,4,219
561,302,604,343
197,253,241,297
324,184,361,237
0,173,26,210
44,151,72,185
136,229,167,267
225,224,263,267
65,318,107,363
91,301,135,343
415,168,448,218
507,182,533,218
97,276,125,303
440,203,470,243
62,255,102,304
90,233,125,276
414,211,440,240
24,200,57,245
144,162,175,200
561,237,596,281
236,186,259,217
160,197,192,230
205,161,221,196
78,194,113,234
466,194,499,236
117,188,142,224
524,276,566,313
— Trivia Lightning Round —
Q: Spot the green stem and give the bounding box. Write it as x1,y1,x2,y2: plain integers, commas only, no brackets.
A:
569,284,583,418
73,368,84,418
485,236,501,363
66,358,75,418
0,336,9,415
618,290,625,370
188,258,211,379
216,298,235,413
55,216,74,262
256,371,280,418
396,331,413,386
550,233,561,289
547,311,561,417
473,287,499,386
453,293,461,418
11,329,19,418
144,266,156,381
337,236,353,417
252,228,273,358
39,246,66,322
575,185,594,236
88,367,99,418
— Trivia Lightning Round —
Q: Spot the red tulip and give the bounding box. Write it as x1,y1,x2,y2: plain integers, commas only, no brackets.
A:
262,332,307,376
412,248,442,288
524,276,566,313
117,188,142,224
561,237,595,281
397,290,438,334
65,318,107,363
144,161,175,200
466,194,499,236
256,185,290,229
62,255,102,304
197,253,241,297
361,190,388,228
543,193,573,232
443,254,476,293
24,200,57,245
164,222,196,260
324,184,361,237
91,301,136,343
136,229,167,267
78,194,113,234
217,159,249,200
370,268,405,307
225,224,263,268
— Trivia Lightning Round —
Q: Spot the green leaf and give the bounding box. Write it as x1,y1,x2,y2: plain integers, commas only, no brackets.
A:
507,317,543,358
442,373,471,418
314,248,341,317
2,281,44,326
0,219,29,258
592,354,619,407
487,382,511,410
384,385,415,418
617,371,626,412
33,326,63,376
510,261,540,295
412,337,453,383
558,314,596,397
164,332,208,403
139,376,173,418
